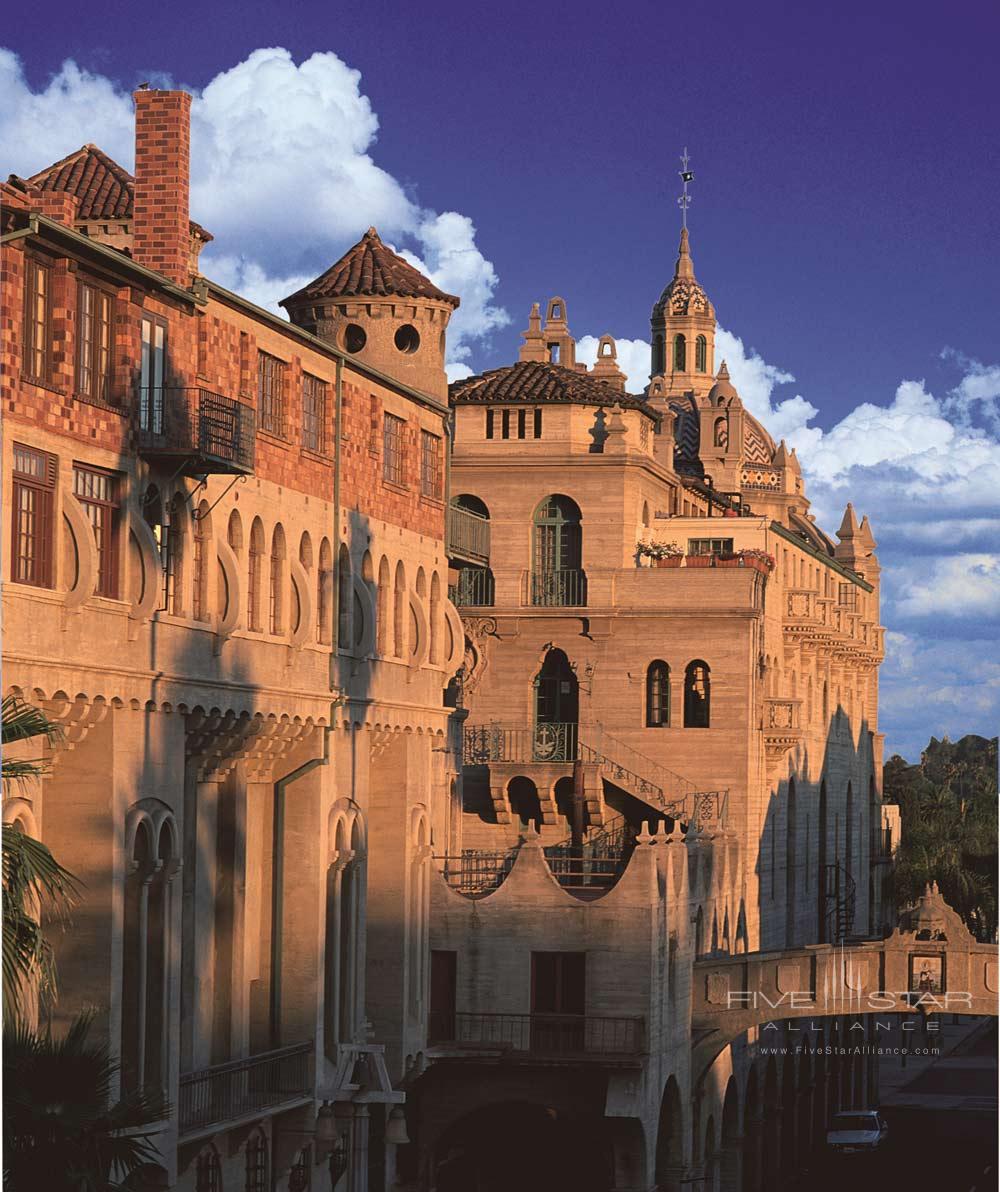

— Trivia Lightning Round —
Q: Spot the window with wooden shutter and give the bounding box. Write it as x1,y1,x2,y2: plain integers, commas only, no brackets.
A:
11,444,57,588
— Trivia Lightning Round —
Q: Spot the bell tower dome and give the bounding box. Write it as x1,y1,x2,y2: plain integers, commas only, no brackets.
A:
649,228,716,401
281,227,460,401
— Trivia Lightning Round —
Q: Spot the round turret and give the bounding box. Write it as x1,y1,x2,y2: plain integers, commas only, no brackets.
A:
281,227,460,401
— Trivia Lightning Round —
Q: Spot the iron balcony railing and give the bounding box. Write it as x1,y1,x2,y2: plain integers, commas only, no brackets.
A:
462,722,729,829
530,568,587,607
543,815,635,892
464,722,578,765
447,504,491,566
450,566,495,607
178,1041,312,1138
427,1011,644,1056
137,386,256,475
435,846,520,896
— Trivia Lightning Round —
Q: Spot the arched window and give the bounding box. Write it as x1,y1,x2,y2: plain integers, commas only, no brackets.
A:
248,518,264,632
393,561,407,657
299,532,313,572
646,661,670,727
684,660,710,728
195,1145,222,1192
429,572,442,664
695,334,707,372
532,494,584,606
245,1129,269,1192
269,524,286,635
673,334,686,372
122,806,178,1098
192,501,210,622
337,545,352,649
713,416,728,448
652,333,665,376
317,538,332,645
325,814,366,1057
165,494,185,616
377,556,390,655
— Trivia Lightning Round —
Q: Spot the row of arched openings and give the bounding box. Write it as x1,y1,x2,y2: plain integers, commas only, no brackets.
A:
144,489,445,662
652,333,708,375
189,1129,268,1192
645,660,711,728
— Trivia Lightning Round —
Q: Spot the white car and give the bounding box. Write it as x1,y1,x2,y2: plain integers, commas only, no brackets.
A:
826,1110,889,1153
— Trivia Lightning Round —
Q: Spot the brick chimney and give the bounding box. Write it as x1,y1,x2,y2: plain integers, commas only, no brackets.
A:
132,89,192,285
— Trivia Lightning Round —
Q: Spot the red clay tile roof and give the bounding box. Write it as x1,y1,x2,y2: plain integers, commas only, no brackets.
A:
21,144,212,240
450,360,658,419
281,227,459,308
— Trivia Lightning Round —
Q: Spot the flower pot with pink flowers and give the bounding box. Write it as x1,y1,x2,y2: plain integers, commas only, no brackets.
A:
636,540,683,567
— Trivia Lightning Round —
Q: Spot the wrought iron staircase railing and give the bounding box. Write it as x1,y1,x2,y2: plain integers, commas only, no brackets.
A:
462,721,728,829
543,814,635,892
823,863,857,942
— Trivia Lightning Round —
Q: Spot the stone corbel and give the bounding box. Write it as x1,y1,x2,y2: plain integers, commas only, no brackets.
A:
61,492,98,611
129,513,162,626
288,558,313,650
215,538,241,648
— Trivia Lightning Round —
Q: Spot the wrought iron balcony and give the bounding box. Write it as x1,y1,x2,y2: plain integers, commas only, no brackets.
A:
427,1011,644,1057
450,566,495,607
447,503,491,566
530,568,587,607
435,846,519,896
137,386,256,475
178,1041,313,1140
464,722,578,765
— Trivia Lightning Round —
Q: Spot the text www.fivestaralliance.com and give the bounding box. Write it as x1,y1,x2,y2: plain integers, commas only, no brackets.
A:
759,1046,940,1056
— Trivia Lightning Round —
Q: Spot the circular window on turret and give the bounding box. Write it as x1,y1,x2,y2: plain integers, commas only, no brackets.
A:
342,324,367,353
394,324,420,354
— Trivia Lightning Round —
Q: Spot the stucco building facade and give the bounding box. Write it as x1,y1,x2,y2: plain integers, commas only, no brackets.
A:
2,87,898,1192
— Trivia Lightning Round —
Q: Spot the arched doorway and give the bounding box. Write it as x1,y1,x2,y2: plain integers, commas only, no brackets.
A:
434,1101,610,1192
654,1076,684,1192
534,647,578,761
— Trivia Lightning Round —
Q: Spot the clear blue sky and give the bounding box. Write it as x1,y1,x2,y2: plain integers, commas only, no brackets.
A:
10,0,998,429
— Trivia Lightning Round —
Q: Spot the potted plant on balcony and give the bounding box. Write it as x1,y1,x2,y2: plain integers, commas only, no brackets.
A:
736,548,776,574
637,541,683,568
716,550,742,568
684,551,714,567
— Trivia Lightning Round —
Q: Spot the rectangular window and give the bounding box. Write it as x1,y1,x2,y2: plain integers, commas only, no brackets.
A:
11,443,57,588
22,257,52,383
257,352,286,437
838,582,859,611
139,316,166,434
687,537,734,556
77,281,114,403
383,412,405,486
501,409,511,439
533,407,543,439
420,430,442,499
517,408,526,439
73,464,119,597
486,409,495,439
301,372,326,454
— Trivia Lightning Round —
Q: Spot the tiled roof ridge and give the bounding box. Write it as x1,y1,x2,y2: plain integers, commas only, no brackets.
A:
282,226,460,308
21,143,211,241
450,359,654,414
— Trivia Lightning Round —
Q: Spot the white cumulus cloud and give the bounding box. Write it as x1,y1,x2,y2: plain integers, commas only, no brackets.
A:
0,46,507,369
574,336,652,393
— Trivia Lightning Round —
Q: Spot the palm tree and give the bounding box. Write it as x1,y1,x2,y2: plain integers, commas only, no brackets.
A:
2,694,80,1020
4,1012,168,1192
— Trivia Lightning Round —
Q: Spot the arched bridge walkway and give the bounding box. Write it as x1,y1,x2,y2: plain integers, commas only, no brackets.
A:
692,884,998,1079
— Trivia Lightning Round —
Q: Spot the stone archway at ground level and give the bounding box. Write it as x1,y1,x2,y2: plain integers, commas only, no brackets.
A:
432,1100,612,1192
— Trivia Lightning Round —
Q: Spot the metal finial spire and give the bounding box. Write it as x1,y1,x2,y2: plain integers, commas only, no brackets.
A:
678,147,694,230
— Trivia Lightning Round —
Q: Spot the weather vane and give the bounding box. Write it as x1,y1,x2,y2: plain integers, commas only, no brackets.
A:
678,147,694,230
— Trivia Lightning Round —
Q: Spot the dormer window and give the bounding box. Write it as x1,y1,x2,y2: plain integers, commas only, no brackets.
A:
551,304,561,319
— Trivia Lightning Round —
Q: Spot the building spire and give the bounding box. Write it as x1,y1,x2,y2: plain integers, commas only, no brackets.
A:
674,226,695,280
